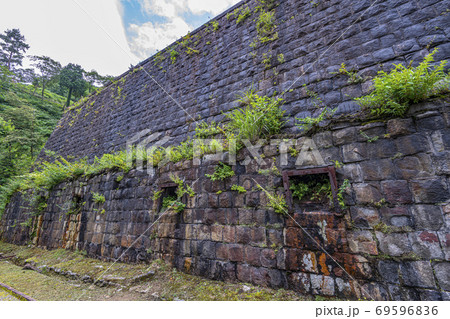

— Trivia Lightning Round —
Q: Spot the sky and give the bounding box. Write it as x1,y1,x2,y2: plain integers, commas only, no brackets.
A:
0,0,241,76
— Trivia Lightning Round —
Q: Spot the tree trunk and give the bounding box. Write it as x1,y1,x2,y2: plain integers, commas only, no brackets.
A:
41,80,46,99
65,87,73,109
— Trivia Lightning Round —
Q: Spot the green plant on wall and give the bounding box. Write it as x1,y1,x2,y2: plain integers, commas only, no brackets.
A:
226,89,285,142
231,184,247,194
355,49,447,117
337,179,350,210
92,192,105,204
206,162,235,181
257,185,287,215
161,195,185,213
170,49,179,64
236,6,252,24
289,175,332,204
170,174,196,198
331,63,364,84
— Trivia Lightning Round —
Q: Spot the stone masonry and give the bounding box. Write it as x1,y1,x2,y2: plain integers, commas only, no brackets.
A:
2,99,449,300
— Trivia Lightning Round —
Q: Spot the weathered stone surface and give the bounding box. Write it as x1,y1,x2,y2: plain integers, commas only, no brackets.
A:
433,263,450,291
411,205,444,231
354,183,382,204
1,0,450,300
351,207,380,228
411,179,449,204
348,230,378,255
378,261,400,284
409,231,444,260
387,118,415,136
310,274,335,296
376,232,412,256
400,261,436,289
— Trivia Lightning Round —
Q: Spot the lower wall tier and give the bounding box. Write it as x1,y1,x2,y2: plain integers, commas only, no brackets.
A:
1,100,450,300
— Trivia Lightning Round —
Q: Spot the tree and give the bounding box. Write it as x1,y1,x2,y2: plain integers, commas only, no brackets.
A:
59,63,87,108
31,55,62,98
0,28,30,71
15,68,37,84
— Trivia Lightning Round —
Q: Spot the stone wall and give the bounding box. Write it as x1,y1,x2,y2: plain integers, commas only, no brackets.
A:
2,99,449,300
39,0,450,161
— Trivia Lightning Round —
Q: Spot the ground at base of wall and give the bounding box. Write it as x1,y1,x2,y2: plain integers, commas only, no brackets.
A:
0,241,318,301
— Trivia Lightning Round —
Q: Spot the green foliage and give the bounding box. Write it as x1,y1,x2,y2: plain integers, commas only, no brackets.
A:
210,21,219,31
194,121,222,138
355,49,447,117
262,53,272,69
295,107,336,131
236,7,252,24
59,63,87,108
152,190,163,202
161,196,185,213
289,175,332,204
257,185,287,215
359,131,379,143
0,28,30,70
251,9,279,48
231,184,247,194
332,63,364,84
115,174,124,182
170,174,195,198
206,162,235,181
225,89,285,141
170,50,179,64
91,192,105,204
337,179,350,210
277,53,285,64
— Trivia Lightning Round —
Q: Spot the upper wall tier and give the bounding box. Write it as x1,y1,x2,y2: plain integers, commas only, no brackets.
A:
42,0,450,160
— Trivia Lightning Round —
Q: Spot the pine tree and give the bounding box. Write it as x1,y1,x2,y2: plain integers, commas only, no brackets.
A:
0,28,30,71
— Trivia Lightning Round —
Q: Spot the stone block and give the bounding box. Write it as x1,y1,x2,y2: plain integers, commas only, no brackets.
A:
376,232,412,256
400,261,436,289
342,143,367,163
381,180,413,204
395,134,429,155
411,179,449,204
361,160,395,181
434,263,450,291
394,154,433,180
411,205,444,231
244,246,262,267
409,231,444,260
378,260,400,284
350,207,380,228
223,225,236,243
237,263,251,283
261,249,277,268
228,244,244,262
348,230,378,255
287,272,311,294
236,226,251,244
387,118,415,137
210,225,223,242
310,274,335,296
354,183,382,204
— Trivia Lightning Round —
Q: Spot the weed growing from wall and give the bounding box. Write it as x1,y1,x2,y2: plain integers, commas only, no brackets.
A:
355,49,447,117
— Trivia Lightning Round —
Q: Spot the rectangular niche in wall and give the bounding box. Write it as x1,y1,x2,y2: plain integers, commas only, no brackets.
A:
282,166,340,214
157,183,182,213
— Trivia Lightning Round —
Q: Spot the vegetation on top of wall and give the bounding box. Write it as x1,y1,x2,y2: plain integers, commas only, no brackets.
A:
355,49,448,117
0,89,286,217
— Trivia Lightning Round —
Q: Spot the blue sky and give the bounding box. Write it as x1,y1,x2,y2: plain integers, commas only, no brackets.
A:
0,0,240,76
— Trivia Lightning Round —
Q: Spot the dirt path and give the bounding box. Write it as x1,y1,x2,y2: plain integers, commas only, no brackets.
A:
0,241,308,301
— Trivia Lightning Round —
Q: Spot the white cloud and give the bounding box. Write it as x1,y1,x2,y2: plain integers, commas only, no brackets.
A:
0,0,136,76
128,17,190,60
126,0,240,59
